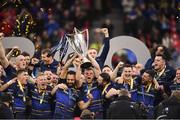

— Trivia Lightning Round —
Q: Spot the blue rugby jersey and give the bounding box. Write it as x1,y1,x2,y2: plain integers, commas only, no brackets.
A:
54,87,80,119
113,78,138,102
4,65,17,81
8,82,32,119
137,85,155,107
154,65,176,106
96,37,110,69
40,59,59,73
80,82,103,119
30,86,53,119
137,85,156,118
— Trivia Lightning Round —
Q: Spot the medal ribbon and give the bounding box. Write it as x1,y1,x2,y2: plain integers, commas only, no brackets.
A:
17,80,26,102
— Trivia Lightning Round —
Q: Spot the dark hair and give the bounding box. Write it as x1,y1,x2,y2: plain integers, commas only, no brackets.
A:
176,67,180,71
123,64,132,68
103,65,113,71
118,89,130,97
41,49,52,57
144,69,155,79
21,52,30,57
100,72,111,83
67,70,76,76
152,45,171,61
17,69,28,76
155,54,167,61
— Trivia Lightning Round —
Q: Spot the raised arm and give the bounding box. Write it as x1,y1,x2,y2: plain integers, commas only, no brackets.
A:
88,54,101,73
74,61,84,88
60,53,77,79
111,61,124,82
96,28,110,69
0,33,9,68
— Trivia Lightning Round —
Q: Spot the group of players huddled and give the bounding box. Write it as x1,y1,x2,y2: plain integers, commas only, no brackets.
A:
0,29,179,119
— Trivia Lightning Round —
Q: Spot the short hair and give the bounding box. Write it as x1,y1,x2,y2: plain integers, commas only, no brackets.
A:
144,69,155,79
88,48,98,52
155,54,167,61
41,49,52,57
67,70,76,76
17,69,28,76
100,72,111,83
84,67,93,71
21,52,30,57
176,67,180,71
122,64,132,71
118,89,130,97
123,64,132,68
152,45,171,61
103,65,113,71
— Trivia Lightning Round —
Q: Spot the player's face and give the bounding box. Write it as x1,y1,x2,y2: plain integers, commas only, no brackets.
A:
66,74,76,87
16,55,27,69
102,67,112,75
122,67,133,80
88,49,97,58
84,69,94,84
176,69,180,83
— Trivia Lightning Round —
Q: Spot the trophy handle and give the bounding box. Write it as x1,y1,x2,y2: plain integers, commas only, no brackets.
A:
82,29,89,49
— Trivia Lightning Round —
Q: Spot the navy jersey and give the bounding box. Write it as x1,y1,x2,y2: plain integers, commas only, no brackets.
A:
30,86,53,119
33,59,59,77
40,59,59,73
137,85,155,118
4,65,16,81
154,66,176,94
0,75,8,83
8,82,33,119
137,85,155,107
96,37,110,69
154,66,176,105
113,78,138,102
80,82,103,119
54,87,80,119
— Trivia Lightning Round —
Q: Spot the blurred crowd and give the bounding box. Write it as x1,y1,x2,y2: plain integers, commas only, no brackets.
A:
121,0,180,67
0,0,112,49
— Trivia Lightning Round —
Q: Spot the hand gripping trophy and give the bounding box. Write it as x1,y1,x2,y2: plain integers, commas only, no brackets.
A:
66,27,92,69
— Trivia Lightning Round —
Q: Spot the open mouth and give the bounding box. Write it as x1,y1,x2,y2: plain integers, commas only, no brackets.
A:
22,63,26,67
87,77,92,79
41,83,46,86
47,77,51,80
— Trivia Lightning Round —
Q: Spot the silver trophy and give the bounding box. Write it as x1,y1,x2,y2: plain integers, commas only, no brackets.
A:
66,28,92,68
